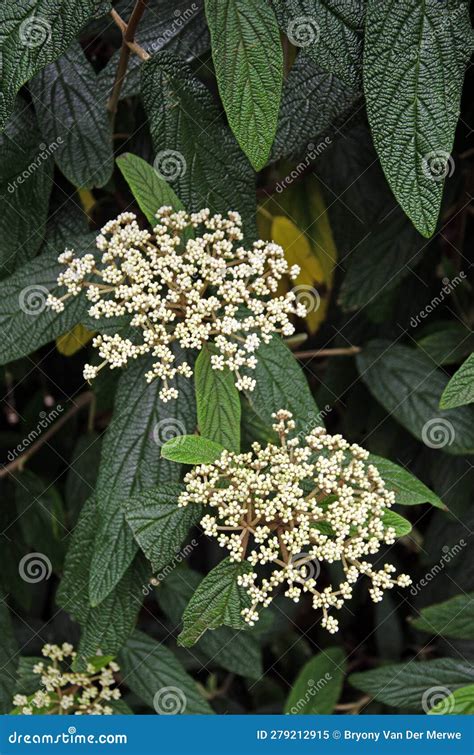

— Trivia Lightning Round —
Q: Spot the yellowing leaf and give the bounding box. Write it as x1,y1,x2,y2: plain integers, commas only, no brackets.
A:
78,188,95,217
56,324,94,356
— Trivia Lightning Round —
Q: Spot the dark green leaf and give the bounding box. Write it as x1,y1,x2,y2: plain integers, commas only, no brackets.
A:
0,598,17,713
417,325,474,367
369,454,445,510
195,345,241,453
116,153,185,225
411,593,474,640
161,435,225,465
284,647,345,714
440,353,474,410
364,0,473,236
15,471,66,571
65,432,102,527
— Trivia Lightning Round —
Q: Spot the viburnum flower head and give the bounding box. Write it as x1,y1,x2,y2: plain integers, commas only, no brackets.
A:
179,411,411,634
11,643,121,715
46,208,305,402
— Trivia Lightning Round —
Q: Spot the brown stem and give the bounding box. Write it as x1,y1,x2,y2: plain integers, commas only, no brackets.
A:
107,1,150,117
0,392,93,479
295,346,361,359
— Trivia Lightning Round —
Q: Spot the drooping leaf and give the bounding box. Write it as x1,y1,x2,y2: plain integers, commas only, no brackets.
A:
118,631,213,714
349,658,474,711
0,598,17,714
411,593,474,641
369,454,446,510
428,684,474,715
178,558,252,647
364,0,473,237
440,353,474,410
141,52,256,234
195,345,241,453
206,0,283,170
116,153,185,226
30,41,113,188
56,323,94,356
89,353,196,606
284,647,345,714
161,435,225,465
357,341,474,455
124,483,200,574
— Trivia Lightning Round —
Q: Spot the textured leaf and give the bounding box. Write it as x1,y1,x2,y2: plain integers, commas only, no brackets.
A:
382,509,412,538
411,593,474,641
118,631,213,714
0,0,102,130
89,353,196,606
357,341,474,455
206,0,282,170
272,52,357,161
364,0,473,237
30,41,113,188
124,483,200,574
0,599,17,714
246,335,321,436
284,647,345,714
417,325,474,367
0,101,53,275
440,353,474,410
161,435,225,465
0,244,94,366
272,0,364,90
116,153,185,226
429,684,474,715
350,658,474,711
64,432,101,527
141,52,256,233
195,345,241,453
369,454,445,510
56,323,94,356
157,567,263,680
179,558,252,647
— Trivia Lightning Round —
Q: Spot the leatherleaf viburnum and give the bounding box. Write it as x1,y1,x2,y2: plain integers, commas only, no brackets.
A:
178,411,412,633
46,207,305,402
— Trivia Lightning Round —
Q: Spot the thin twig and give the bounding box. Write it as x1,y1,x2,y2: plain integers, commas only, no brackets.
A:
294,346,361,359
107,2,150,118
0,392,93,479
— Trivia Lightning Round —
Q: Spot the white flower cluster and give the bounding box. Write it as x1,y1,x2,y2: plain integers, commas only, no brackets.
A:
179,411,411,633
46,208,304,402
12,643,121,715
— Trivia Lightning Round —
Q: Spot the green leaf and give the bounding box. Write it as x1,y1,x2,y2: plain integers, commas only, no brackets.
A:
116,153,185,226
0,240,95,366
417,325,474,367
364,0,473,237
64,432,102,527
0,1,102,130
161,435,225,465
357,341,474,455
369,454,446,510
118,630,213,714
284,647,346,714
89,353,196,606
30,41,113,189
272,0,364,90
157,566,263,680
440,353,474,410
15,471,66,571
0,101,53,274
124,483,200,574
382,509,412,538
246,335,322,436
195,345,241,453
350,658,474,711
411,593,474,641
272,52,357,161
206,0,282,170
178,558,252,647
0,598,17,714
141,52,256,233
428,684,474,715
